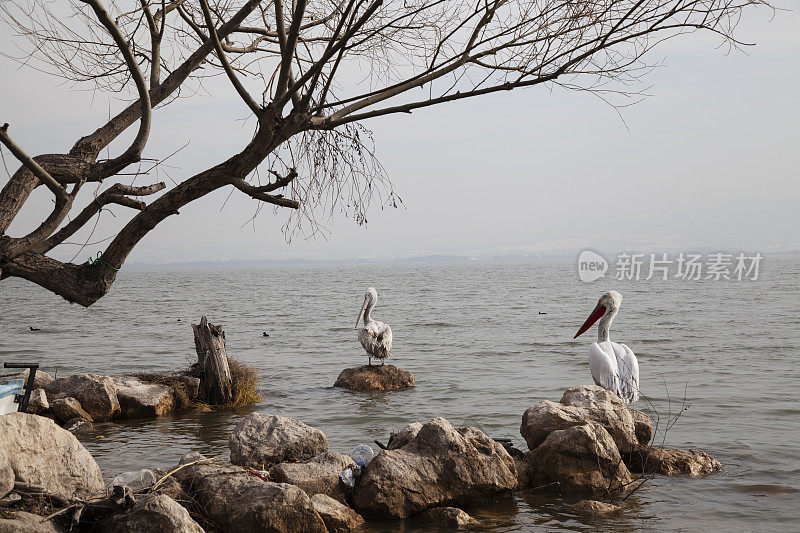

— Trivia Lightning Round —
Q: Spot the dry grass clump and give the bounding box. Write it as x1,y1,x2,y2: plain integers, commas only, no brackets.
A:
228,357,261,408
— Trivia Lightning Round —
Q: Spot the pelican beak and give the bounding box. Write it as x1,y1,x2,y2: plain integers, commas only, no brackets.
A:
355,297,369,328
574,301,606,339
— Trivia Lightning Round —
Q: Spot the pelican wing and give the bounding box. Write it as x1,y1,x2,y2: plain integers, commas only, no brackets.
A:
358,320,393,358
589,341,620,397
613,342,640,404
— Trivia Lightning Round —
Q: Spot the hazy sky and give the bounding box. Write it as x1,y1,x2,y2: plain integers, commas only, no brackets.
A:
1,2,798,264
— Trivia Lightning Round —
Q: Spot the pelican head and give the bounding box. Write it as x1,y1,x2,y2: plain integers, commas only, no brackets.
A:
574,290,622,339
355,287,378,328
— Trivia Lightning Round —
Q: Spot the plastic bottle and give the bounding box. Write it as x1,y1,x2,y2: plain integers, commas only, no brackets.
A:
350,444,374,467
110,469,157,492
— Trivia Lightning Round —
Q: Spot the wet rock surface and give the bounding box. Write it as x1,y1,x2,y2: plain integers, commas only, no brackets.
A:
229,413,329,468
45,374,120,422
351,418,517,519
334,364,415,392
525,422,633,495
571,499,623,516
624,446,722,477
310,493,365,532
0,413,104,501
271,452,356,503
419,506,478,527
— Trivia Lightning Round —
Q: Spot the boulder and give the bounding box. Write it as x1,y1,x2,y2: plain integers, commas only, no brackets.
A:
0,413,104,500
513,456,534,490
525,422,633,496
310,494,365,532
521,386,639,453
14,369,54,389
571,500,623,516
0,447,12,500
0,511,64,533
271,452,356,503
351,418,517,519
229,413,328,468
149,469,186,502
113,377,176,418
64,418,93,434
51,397,93,424
174,454,327,532
45,374,120,422
624,446,722,477
104,493,204,533
334,365,415,392
27,389,49,415
419,506,478,527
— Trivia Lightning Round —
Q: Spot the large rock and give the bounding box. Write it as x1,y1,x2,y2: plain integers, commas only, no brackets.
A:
0,447,12,499
419,506,478,527
0,511,64,533
310,494,365,532
15,369,54,389
51,397,93,424
104,493,204,533
27,389,49,415
521,386,640,453
351,418,517,519
271,452,356,503
174,454,327,532
0,413,104,500
229,413,328,468
525,422,633,495
45,374,120,422
113,377,176,418
624,446,722,477
629,409,653,446
334,365,415,392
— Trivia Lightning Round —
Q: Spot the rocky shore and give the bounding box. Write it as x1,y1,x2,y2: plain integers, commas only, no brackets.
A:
0,385,722,531
8,369,202,432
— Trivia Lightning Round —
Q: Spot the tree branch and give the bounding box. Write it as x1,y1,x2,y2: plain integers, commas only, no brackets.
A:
0,124,67,200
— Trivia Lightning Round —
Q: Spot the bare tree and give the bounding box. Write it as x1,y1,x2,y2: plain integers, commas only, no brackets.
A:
0,0,769,306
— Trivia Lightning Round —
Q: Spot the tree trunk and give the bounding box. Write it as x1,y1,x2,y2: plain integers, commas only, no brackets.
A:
191,316,233,405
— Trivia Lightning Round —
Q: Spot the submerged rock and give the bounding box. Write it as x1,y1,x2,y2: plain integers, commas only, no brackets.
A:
113,377,176,418
521,386,642,454
271,452,356,503
334,364,415,392
419,506,478,527
103,493,204,533
310,494,365,532
51,397,93,424
571,499,623,516
351,418,517,519
0,511,64,533
0,413,104,500
174,454,327,532
229,413,328,469
624,446,722,477
525,422,633,495
45,374,120,422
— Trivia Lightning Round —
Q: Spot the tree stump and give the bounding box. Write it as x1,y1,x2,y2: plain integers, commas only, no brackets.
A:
191,316,233,405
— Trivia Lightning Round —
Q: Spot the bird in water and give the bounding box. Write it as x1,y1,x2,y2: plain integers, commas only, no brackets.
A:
574,291,640,404
354,287,393,366
29,326,40,332
262,332,270,337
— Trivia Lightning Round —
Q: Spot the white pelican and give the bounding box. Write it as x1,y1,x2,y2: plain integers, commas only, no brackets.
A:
354,287,393,366
574,290,640,404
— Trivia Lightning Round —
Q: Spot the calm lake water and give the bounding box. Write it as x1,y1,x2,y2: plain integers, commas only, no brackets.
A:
2,258,799,532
